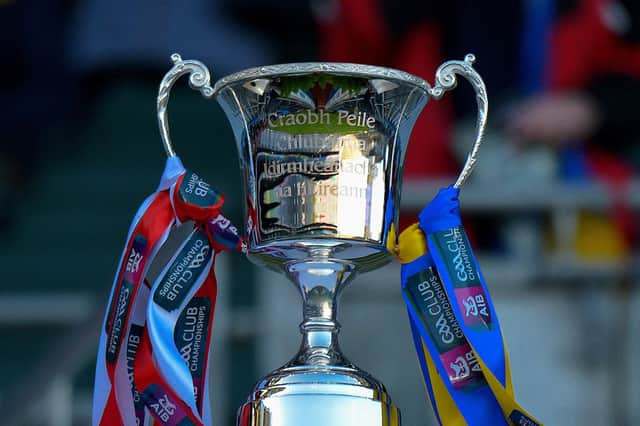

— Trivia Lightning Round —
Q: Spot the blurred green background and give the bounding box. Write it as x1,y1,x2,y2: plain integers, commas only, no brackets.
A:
2,0,640,425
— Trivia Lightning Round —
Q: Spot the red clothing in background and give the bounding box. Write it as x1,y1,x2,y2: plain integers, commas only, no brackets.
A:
318,0,456,179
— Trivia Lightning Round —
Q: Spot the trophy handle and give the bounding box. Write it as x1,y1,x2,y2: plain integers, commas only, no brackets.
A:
158,53,214,157
428,54,488,189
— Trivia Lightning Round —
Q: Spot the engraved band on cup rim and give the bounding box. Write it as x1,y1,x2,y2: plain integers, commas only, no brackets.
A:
211,62,433,95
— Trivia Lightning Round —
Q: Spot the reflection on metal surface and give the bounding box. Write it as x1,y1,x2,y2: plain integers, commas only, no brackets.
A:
216,70,430,269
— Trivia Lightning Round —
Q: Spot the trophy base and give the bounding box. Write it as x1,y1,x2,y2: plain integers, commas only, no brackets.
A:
237,365,400,426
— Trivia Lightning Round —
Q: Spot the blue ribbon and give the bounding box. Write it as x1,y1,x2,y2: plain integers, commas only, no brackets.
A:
420,186,508,388
401,252,506,425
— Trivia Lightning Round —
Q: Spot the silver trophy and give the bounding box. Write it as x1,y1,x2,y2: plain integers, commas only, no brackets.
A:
157,53,487,426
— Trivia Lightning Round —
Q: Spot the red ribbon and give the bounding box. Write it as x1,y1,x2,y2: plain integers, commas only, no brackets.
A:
95,165,242,426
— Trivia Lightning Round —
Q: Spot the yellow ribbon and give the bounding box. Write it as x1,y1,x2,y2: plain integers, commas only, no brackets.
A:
398,223,542,426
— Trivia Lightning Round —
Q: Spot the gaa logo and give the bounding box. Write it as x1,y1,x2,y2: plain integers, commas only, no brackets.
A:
435,315,455,344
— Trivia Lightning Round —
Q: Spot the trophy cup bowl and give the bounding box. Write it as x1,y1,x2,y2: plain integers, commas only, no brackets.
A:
157,54,487,426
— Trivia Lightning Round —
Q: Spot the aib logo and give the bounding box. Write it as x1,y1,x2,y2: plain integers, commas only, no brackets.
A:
450,356,470,379
463,295,488,318
211,214,239,236
149,393,176,422
123,235,147,283
449,351,481,381
126,248,144,274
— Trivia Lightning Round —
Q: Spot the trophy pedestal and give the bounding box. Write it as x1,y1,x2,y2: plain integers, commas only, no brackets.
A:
237,365,400,426
236,258,401,425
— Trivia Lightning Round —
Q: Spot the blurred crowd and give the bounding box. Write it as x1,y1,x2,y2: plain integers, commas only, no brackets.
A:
3,0,640,249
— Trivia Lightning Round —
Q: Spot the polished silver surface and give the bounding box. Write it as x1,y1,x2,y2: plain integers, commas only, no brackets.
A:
215,65,428,270
156,54,488,426
237,367,400,426
158,53,214,158
211,62,433,95
428,54,488,189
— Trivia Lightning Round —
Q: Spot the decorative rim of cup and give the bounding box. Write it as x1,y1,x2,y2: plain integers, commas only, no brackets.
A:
212,62,432,95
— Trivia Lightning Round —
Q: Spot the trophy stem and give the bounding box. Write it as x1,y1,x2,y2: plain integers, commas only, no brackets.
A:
237,256,401,426
285,258,356,367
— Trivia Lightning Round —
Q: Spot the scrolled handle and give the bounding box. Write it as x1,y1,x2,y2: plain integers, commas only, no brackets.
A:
429,54,488,189
157,53,214,157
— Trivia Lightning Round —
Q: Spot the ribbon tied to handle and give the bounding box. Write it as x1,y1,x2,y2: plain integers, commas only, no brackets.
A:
396,54,543,426
93,157,244,426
